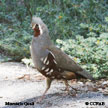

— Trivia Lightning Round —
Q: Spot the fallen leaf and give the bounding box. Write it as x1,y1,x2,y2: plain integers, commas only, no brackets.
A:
34,75,45,81
102,81,108,86
78,81,84,86
17,74,30,80
5,77,8,79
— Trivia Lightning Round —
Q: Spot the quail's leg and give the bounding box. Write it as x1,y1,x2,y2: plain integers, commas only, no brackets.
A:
37,77,52,102
64,80,69,92
60,80,70,96
63,80,77,96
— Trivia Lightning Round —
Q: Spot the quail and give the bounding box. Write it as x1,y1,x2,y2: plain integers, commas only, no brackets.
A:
30,16,94,100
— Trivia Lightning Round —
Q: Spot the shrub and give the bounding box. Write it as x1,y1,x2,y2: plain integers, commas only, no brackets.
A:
56,33,108,78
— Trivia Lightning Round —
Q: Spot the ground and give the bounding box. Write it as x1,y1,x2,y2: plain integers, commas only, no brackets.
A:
0,62,108,108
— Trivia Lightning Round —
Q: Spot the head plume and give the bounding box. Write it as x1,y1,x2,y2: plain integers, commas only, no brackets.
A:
32,16,44,25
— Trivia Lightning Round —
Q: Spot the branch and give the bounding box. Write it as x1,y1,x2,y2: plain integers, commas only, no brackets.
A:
23,0,32,19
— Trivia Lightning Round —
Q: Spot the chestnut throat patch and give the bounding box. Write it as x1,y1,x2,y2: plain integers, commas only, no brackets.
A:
34,27,40,37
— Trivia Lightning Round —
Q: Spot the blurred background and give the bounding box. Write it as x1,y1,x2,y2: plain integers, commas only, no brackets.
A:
0,0,108,79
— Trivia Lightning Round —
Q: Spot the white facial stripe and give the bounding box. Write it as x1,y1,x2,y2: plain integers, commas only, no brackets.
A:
32,24,36,29
39,24,43,35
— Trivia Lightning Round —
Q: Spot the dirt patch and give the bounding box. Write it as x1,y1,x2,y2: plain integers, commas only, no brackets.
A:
0,62,108,108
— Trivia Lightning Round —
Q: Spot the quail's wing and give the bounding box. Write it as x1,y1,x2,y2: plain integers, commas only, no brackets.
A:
47,46,82,72
40,50,65,79
47,46,94,80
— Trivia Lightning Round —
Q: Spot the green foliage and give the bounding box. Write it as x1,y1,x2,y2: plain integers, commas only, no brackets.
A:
56,33,108,78
0,23,31,61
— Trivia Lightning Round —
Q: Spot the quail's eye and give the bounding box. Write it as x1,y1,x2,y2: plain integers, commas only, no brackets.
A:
35,24,39,28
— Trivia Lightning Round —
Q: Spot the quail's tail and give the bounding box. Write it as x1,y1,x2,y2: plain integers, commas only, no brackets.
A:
77,69,95,81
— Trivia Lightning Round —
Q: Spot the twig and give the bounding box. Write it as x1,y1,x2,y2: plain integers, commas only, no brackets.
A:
23,0,32,18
